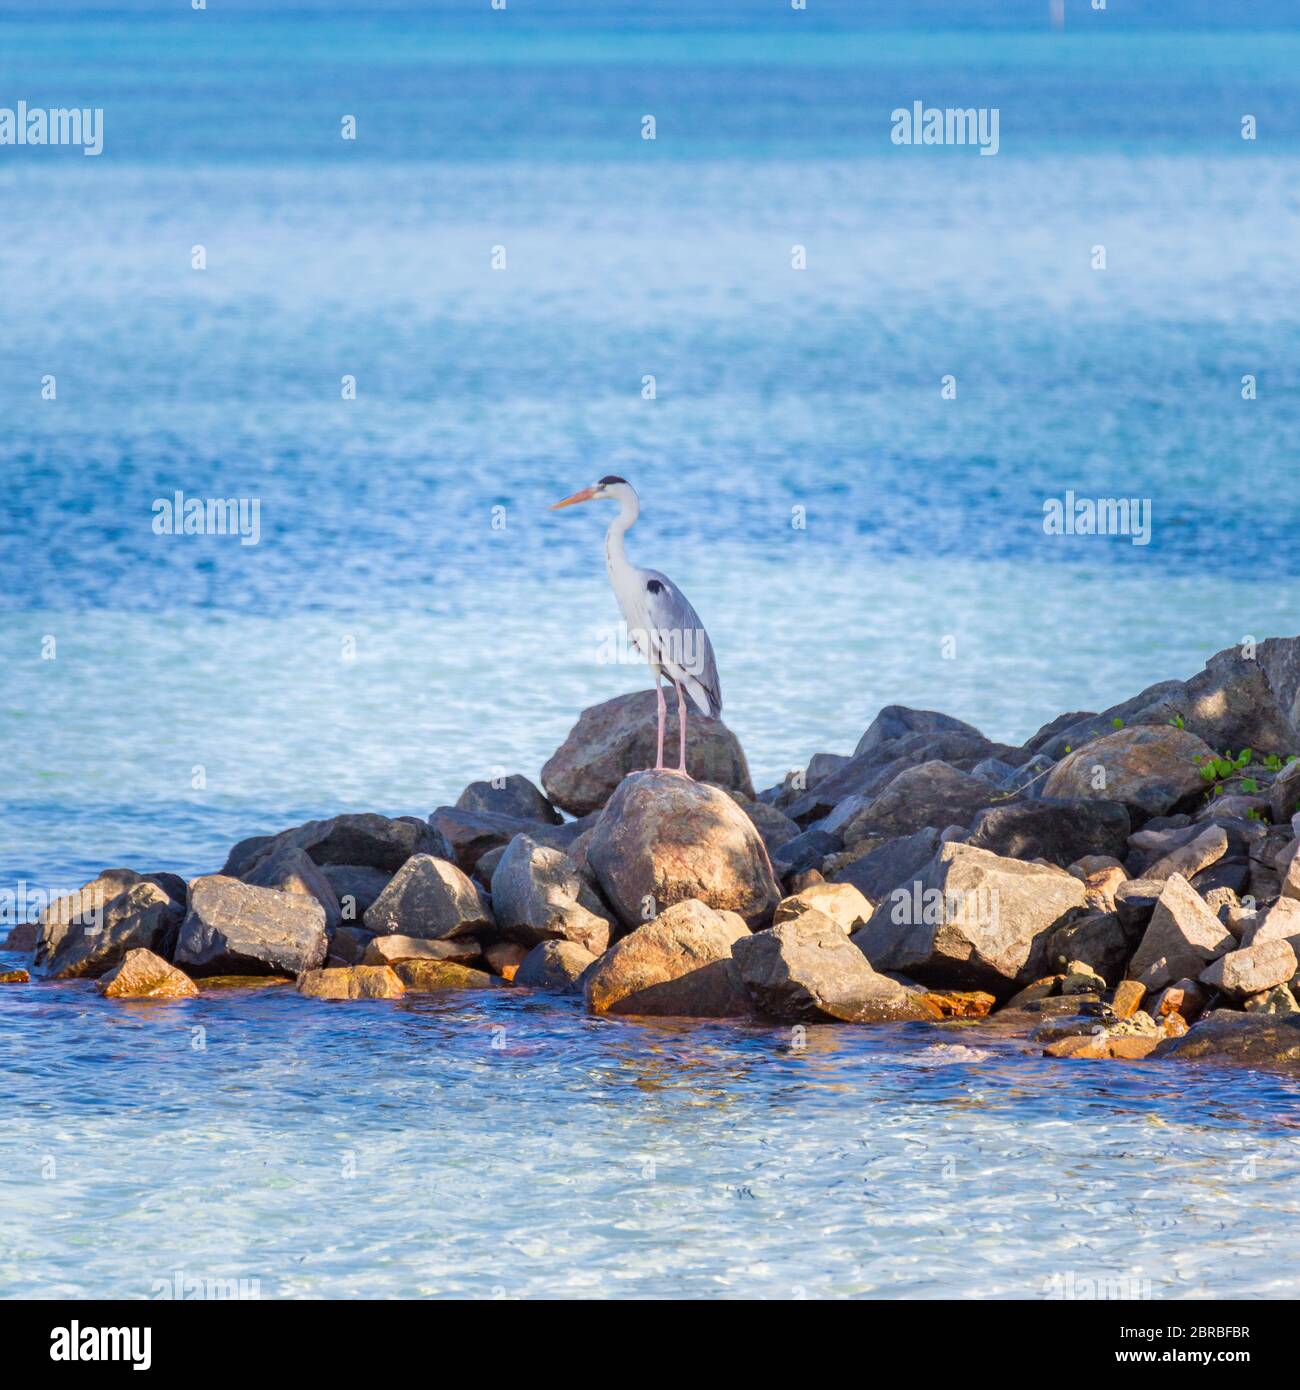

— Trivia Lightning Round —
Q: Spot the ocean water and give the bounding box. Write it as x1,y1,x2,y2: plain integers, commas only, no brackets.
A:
3,0,1300,1298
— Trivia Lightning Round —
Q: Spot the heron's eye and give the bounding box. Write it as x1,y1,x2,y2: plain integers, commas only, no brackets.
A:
646,579,663,594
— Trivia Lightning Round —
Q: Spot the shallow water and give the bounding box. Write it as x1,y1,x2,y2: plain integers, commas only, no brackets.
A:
4,0,1300,1298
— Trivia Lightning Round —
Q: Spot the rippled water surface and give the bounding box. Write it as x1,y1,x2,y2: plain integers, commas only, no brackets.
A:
4,0,1300,1297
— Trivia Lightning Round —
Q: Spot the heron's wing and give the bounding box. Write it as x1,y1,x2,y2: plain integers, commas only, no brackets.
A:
641,568,722,718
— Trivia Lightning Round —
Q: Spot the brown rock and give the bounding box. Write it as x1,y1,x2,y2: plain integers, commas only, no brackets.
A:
919,989,995,1019
1069,856,1128,912
1150,978,1209,1024
175,875,328,978
296,965,405,999
1002,976,1063,1008
584,898,751,1017
4,922,38,953
362,935,482,966
199,975,292,990
392,960,504,992
326,924,374,965
772,882,873,934
1200,938,1298,999
244,844,343,932
0,968,31,984
484,941,530,981
1144,825,1229,884
1044,1034,1110,1059
1126,875,1234,991
1111,979,1146,1020
1153,1009,1300,1069
42,878,184,981
97,949,198,1000
1107,1035,1161,1061
488,835,613,954
1042,725,1217,816
788,869,826,893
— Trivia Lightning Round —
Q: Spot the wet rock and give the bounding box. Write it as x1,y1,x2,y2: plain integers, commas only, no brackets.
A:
772,827,842,880
35,868,150,967
0,967,30,984
854,706,987,758
733,910,940,1023
392,960,502,991
1143,825,1229,884
363,854,492,941
1044,1033,1111,1059
851,843,1088,994
515,940,596,992
1111,979,1146,1020
223,813,449,878
1126,874,1234,991
830,828,941,904
42,878,184,981
920,989,996,1018
1201,939,1298,998
966,798,1130,869
175,876,328,978
484,941,530,980
1042,726,1216,817
489,835,613,955
540,690,754,817
326,924,375,965
361,935,481,966
1002,976,1062,1009
840,762,1002,844
772,882,873,934
1107,1035,1162,1061
1113,878,1164,935
456,773,561,825
1152,1010,1300,1069
297,965,405,999
586,771,780,930
97,948,198,1000
320,865,391,923
243,845,342,932
4,921,38,953
199,974,293,991
584,898,751,1017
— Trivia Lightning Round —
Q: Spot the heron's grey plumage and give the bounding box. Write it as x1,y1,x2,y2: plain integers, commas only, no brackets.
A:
640,568,722,719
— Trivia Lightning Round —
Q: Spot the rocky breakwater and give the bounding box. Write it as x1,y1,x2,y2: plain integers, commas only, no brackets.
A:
9,637,1300,1073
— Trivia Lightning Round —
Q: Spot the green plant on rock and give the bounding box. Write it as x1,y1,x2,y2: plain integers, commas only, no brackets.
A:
1194,747,1252,790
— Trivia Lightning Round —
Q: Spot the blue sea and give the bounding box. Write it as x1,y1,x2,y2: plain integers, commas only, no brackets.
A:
3,0,1300,1298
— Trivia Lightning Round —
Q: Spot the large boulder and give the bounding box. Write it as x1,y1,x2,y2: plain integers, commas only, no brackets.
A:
456,774,561,825
489,835,613,955
363,854,492,940
320,865,391,923
733,911,939,1023
854,706,987,759
1270,760,1300,825
965,799,1130,868
850,843,1087,994
586,771,780,930
175,876,328,977
830,828,942,903
515,940,597,993
41,878,184,980
1200,939,1298,999
1041,726,1216,817
429,806,594,876
35,868,151,967
243,845,342,931
223,813,449,878
1125,874,1234,991
583,898,750,1017
541,690,754,817
97,948,198,1000
1153,1010,1300,1070
839,762,1002,844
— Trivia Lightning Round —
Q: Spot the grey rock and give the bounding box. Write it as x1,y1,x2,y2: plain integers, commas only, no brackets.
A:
243,844,342,932
175,875,328,977
222,813,450,878
854,706,986,759
1113,878,1164,934
489,835,613,955
1042,725,1217,817
320,864,391,923
1269,760,1300,825
1143,825,1229,884
363,854,493,940
1041,911,1132,985
1153,1010,1300,1070
1126,874,1234,991
840,761,1002,844
456,773,561,825
966,797,1130,869
44,880,184,981
772,827,842,880
1200,938,1298,999
515,940,597,993
429,805,596,876
830,828,942,903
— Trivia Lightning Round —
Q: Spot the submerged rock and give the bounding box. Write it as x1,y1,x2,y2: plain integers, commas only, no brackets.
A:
733,911,939,1023
584,898,750,1017
392,960,502,992
1153,1009,1300,1070
363,854,492,940
97,948,198,1000
1042,726,1216,817
297,965,405,1000
541,690,753,817
175,876,328,978
515,940,596,993
586,771,780,930
489,835,613,954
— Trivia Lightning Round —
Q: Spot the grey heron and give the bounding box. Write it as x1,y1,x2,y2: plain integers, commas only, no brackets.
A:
551,476,722,776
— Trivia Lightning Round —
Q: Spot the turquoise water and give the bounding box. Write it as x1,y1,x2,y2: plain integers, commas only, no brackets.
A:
3,1,1300,1297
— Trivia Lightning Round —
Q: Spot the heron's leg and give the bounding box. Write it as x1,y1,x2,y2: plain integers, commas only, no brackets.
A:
654,673,667,771
675,681,689,775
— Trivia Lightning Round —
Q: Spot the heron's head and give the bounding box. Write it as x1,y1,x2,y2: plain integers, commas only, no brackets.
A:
550,476,637,511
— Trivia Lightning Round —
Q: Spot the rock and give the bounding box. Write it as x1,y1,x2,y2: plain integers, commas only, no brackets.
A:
1244,985,1299,1015
966,798,1130,868
1044,1034,1111,1059
297,965,405,999
326,924,374,965
1150,978,1209,1024
1042,726,1217,817
971,756,1017,787
1143,824,1230,884
361,935,482,966
1275,838,1300,901
456,773,561,825
583,898,750,1017
1192,859,1252,898
515,940,596,992
806,752,850,787
363,854,492,941
4,921,38,953
473,844,509,888
1107,1036,1162,1060
174,876,328,977
243,844,342,932
788,869,825,893
1041,911,1131,985
540,690,754,817
1112,979,1146,1019
772,883,873,934
1002,976,1061,1008
586,771,780,930
1113,879,1164,935
1195,794,1269,823
1126,875,1234,991
851,843,1088,994
1061,963,1108,996
772,828,842,880
840,762,1002,844
854,706,986,758
35,868,151,967
199,975,292,991
1023,710,1096,755
429,806,596,876
42,879,184,981
1268,760,1300,824
1002,754,1056,799
725,791,802,854
920,989,995,1018
733,911,940,1023
1200,939,1298,998
831,828,942,903
392,960,502,991
489,835,613,954
223,813,449,878
1152,1010,1300,1069
320,865,391,923
1068,856,1128,912
1174,643,1300,756
1241,897,1300,951
97,949,198,1000
484,941,530,980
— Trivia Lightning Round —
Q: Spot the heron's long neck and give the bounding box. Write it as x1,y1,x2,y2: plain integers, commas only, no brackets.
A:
604,495,639,586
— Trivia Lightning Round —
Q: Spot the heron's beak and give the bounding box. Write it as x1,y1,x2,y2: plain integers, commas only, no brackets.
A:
550,486,596,510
